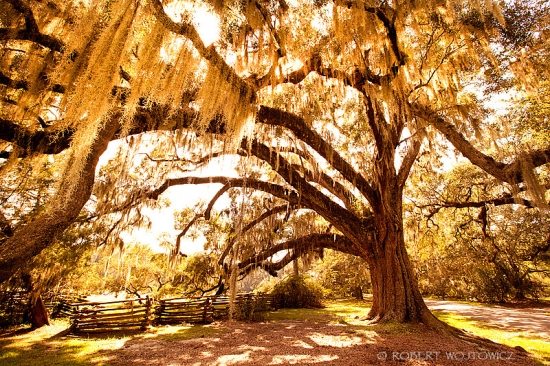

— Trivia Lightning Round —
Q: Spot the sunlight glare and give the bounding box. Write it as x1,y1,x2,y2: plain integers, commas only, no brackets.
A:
164,1,220,46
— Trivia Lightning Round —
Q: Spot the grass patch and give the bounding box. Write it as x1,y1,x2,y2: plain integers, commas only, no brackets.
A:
0,320,226,366
435,311,550,365
143,324,226,342
265,298,372,324
0,323,129,366
264,299,425,338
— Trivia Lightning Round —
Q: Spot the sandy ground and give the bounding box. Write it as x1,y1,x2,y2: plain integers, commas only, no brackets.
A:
98,319,539,366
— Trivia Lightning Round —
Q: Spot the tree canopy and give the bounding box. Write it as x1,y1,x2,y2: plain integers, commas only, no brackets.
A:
1,0,549,330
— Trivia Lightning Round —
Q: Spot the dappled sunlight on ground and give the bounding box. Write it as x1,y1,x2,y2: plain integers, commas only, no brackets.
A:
269,354,339,364
0,320,132,365
93,319,537,365
308,332,363,347
0,299,546,366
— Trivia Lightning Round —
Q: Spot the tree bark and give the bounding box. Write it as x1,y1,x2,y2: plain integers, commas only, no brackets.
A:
28,295,50,328
364,183,443,329
352,286,363,300
0,119,119,284
21,273,50,328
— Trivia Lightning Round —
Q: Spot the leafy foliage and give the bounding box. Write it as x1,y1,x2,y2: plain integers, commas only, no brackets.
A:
309,250,370,299
408,163,550,302
270,275,325,309
233,294,270,322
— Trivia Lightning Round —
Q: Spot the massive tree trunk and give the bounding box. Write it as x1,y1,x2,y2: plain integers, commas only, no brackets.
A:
0,119,119,284
357,127,442,327
367,228,432,323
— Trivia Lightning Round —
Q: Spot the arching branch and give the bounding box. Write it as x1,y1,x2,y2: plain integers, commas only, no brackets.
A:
277,54,381,90
246,139,376,258
418,192,538,222
288,162,354,209
0,118,73,156
218,204,293,265
397,137,422,188
256,105,378,205
414,105,550,184
238,233,361,276
148,176,298,207
0,0,64,52
0,103,213,157
440,196,534,210
174,214,202,256
237,142,357,210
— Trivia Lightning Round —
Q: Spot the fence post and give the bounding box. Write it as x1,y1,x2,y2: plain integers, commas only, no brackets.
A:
71,304,79,333
141,296,151,330
202,298,210,323
155,299,165,325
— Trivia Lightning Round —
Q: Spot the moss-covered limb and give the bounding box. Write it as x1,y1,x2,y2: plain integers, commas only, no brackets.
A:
150,0,254,97
238,140,357,210
0,71,66,93
287,162,355,210
237,233,361,275
0,104,206,158
414,104,550,185
145,156,373,259
0,117,119,284
246,139,375,255
396,137,422,189
0,0,64,52
217,204,291,265
0,118,74,156
256,105,379,206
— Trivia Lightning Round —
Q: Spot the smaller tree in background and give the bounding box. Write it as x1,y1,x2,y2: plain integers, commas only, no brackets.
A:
409,161,550,302
309,250,371,300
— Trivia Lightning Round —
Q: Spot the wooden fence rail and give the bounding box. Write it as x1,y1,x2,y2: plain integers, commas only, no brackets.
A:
0,291,83,326
155,297,213,325
154,293,278,325
0,292,279,333
69,297,152,333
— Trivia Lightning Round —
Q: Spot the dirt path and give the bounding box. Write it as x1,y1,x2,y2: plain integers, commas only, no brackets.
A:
425,299,550,338
102,320,536,365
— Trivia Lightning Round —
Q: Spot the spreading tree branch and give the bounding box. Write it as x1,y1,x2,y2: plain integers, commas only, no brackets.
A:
151,0,255,97
218,204,292,265
238,233,361,276
257,105,378,205
0,0,64,52
397,137,422,188
414,105,550,184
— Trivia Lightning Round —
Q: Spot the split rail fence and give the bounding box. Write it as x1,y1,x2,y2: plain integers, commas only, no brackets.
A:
64,293,277,333
69,297,153,333
1,291,278,332
0,291,82,327
155,293,277,325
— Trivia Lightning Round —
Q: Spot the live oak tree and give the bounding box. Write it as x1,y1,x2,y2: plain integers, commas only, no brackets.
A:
0,0,549,331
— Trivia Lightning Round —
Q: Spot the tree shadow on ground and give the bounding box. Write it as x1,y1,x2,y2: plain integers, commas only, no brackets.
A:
95,319,539,366
0,299,545,366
